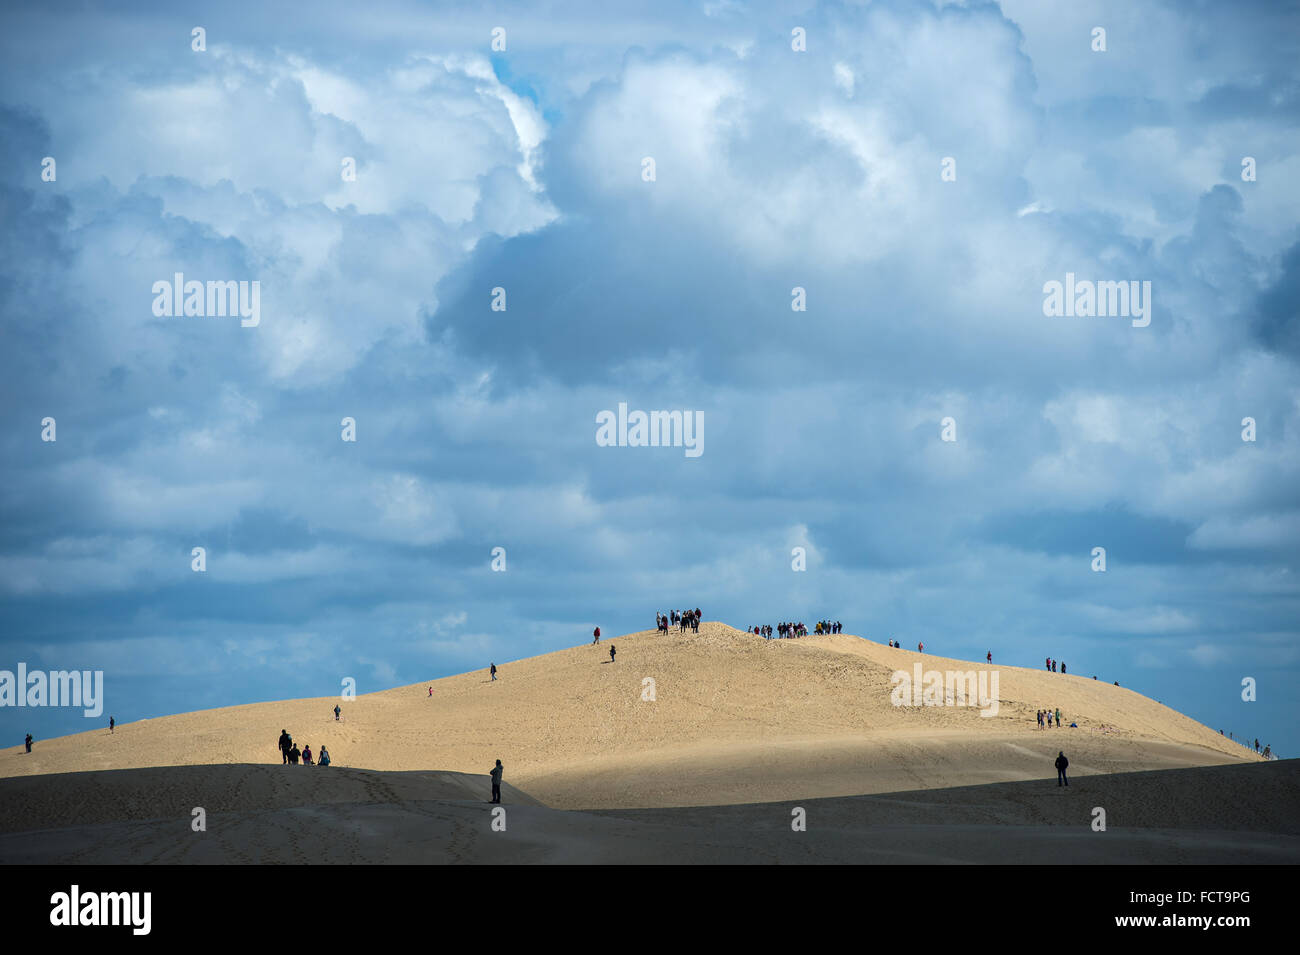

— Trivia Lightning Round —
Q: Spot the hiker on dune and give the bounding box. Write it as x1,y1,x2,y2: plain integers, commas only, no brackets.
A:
490,759,504,804
1055,751,1069,787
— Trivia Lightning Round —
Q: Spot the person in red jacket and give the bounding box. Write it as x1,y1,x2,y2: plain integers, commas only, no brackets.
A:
592,626,600,645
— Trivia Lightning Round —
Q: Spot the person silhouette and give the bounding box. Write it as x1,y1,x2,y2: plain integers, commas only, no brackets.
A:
609,644,616,663
490,759,503,804
1055,751,1069,787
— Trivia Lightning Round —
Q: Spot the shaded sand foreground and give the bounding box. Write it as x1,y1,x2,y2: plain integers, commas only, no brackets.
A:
1,624,1261,810
0,761,1296,864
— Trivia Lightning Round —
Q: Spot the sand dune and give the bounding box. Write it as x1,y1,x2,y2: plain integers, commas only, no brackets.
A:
1,623,1259,811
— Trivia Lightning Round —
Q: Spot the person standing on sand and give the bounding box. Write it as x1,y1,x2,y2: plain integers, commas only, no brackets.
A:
1061,662,1066,674
302,744,313,765
490,759,503,804
1055,751,1069,786
490,663,497,681
24,733,32,753
319,746,331,767
334,705,341,721
1055,707,1061,727
918,642,923,653
109,716,115,733
610,644,616,663
289,743,301,765
593,627,601,645
279,729,291,764
428,686,433,697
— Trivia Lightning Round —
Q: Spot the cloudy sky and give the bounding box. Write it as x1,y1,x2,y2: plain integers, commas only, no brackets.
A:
2,0,1296,755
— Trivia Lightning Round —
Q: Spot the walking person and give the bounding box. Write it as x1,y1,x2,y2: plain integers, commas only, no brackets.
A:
609,644,616,663
490,663,497,681
24,733,32,754
490,759,504,804
334,704,341,721
592,627,600,645
1055,751,1069,787
109,716,115,734
1055,707,1061,728
278,729,292,764
987,651,992,664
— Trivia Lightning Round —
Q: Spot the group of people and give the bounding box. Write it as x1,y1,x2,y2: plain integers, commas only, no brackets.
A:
770,622,809,638
656,609,701,633
1220,731,1272,759
885,639,917,650
277,726,331,767
1045,657,1066,674
1037,708,1070,729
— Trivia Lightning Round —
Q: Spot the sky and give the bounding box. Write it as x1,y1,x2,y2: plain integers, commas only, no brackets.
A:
1,0,1297,756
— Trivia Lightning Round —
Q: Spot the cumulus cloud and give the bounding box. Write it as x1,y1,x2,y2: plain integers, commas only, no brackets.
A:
1,0,1296,752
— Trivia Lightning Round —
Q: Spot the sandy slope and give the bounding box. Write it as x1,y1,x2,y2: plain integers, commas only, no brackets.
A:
1,761,1295,865
0,623,1259,809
